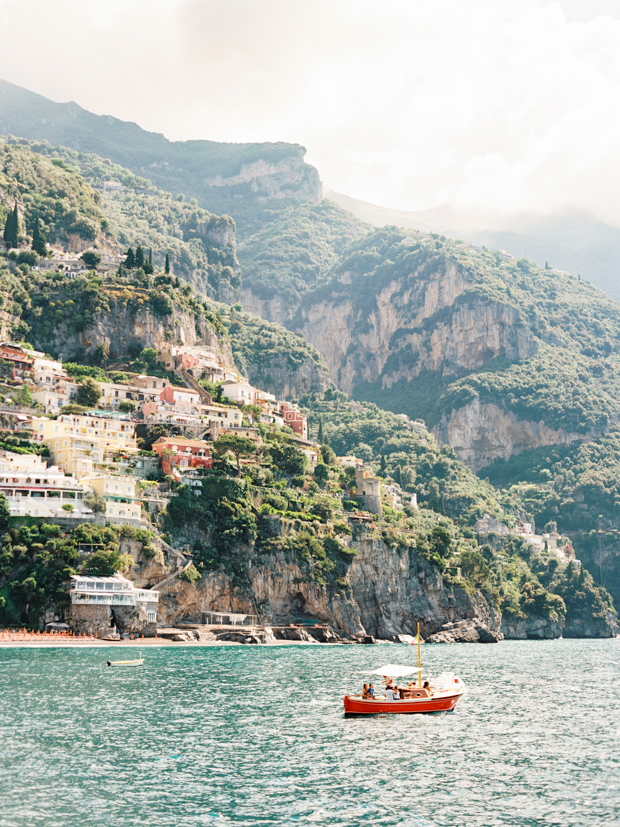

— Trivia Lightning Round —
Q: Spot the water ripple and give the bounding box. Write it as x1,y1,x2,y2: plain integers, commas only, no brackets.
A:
1,640,619,826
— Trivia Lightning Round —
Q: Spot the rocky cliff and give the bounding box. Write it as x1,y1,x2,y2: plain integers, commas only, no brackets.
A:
24,291,235,369
434,400,585,472
289,227,620,471
129,531,506,640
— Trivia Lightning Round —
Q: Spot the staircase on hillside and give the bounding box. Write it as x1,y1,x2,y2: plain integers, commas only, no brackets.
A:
176,368,213,405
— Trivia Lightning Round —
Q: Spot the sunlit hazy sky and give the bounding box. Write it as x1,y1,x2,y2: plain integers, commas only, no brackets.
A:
1,0,620,223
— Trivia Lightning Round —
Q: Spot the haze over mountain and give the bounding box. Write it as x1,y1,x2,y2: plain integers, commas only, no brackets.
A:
0,79,321,236
327,190,620,303
3,77,620,302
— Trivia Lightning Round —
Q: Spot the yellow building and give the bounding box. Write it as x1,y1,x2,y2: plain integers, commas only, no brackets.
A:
28,412,138,476
84,476,141,524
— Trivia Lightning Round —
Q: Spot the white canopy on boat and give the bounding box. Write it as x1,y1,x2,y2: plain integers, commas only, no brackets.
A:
359,664,422,678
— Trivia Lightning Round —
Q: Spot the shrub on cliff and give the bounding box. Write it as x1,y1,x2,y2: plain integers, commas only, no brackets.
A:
178,563,201,584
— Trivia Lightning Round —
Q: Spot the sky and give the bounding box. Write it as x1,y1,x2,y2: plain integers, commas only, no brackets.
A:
1,0,620,224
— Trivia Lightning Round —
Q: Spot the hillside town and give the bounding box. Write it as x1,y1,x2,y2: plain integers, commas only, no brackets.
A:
0,338,322,516
0,338,416,636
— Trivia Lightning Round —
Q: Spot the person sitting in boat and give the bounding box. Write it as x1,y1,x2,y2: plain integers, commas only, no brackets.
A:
384,685,395,701
368,683,375,698
393,687,401,700
423,681,430,690
362,683,369,699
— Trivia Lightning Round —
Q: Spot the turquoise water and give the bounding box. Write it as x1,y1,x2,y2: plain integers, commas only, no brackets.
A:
1,640,619,826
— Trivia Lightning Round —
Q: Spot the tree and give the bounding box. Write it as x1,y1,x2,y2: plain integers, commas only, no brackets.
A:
3,205,18,249
16,251,38,267
76,377,102,408
380,453,386,474
125,247,135,269
0,494,10,535
135,245,145,269
143,247,154,275
84,492,106,513
93,342,108,367
267,442,308,477
31,214,46,256
81,251,101,268
317,417,324,444
118,399,137,413
213,434,257,477
13,385,31,407
320,444,337,466
310,494,336,522
140,347,158,365
164,253,170,274
242,404,262,424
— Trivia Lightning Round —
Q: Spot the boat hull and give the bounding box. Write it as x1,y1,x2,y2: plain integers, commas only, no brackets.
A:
343,691,462,715
107,660,144,667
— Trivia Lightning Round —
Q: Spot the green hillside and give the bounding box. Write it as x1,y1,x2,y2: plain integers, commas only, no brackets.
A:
0,79,319,236
238,200,370,315
0,139,110,245
297,226,620,436
479,431,620,609
221,305,330,398
0,138,241,300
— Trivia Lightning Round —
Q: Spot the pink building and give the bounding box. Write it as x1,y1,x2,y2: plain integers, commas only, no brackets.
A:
160,385,201,414
280,402,307,440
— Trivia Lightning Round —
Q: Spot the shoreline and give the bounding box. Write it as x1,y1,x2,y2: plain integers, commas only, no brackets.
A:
0,638,325,648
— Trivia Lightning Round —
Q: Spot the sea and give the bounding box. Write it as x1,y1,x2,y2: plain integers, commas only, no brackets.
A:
1,639,619,827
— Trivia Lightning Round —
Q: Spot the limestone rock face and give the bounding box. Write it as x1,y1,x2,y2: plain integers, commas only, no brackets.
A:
239,288,289,327
243,352,330,400
434,399,585,472
205,154,322,204
33,303,234,368
294,262,536,396
346,536,502,639
500,615,564,640
563,609,618,638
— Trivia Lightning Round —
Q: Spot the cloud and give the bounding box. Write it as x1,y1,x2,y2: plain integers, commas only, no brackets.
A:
1,1,620,223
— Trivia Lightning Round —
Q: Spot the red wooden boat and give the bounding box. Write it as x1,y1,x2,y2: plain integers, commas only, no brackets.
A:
343,675,464,716
343,624,465,715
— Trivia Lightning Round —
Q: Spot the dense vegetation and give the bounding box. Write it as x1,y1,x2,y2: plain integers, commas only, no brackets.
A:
0,79,315,236
220,304,330,396
0,520,143,627
0,140,110,247
302,391,511,526
479,430,620,609
12,139,241,300
293,225,620,436
160,392,615,633
0,259,227,360
238,200,369,314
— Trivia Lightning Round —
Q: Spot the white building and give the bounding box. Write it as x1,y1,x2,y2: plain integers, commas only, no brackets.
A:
0,450,93,519
82,475,141,525
70,573,159,623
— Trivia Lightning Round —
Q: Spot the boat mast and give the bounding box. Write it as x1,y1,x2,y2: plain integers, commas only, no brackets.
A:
417,622,422,687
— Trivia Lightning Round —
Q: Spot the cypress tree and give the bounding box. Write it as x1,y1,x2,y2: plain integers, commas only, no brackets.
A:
125,247,135,269
317,417,324,444
164,253,170,274
31,214,46,256
2,208,11,248
11,206,19,248
4,206,18,249
135,245,145,268
143,246,154,275
380,453,386,474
